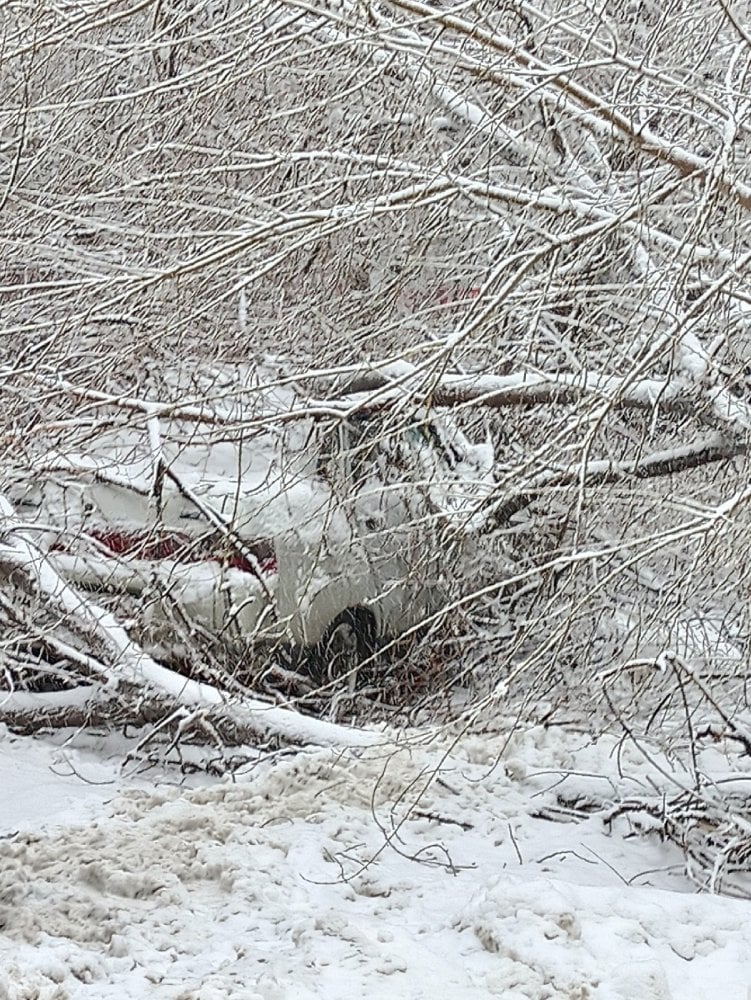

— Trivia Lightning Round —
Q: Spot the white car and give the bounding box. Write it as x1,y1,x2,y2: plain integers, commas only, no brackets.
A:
14,368,495,677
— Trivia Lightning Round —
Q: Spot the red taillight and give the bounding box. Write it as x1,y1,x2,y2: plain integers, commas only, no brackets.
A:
91,530,190,560
227,552,277,575
83,529,276,576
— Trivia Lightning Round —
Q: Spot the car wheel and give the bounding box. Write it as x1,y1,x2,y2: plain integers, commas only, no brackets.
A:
314,607,377,684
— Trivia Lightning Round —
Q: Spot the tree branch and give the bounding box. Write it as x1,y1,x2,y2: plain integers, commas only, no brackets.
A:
335,367,699,417
387,0,751,211
490,433,747,524
0,508,381,749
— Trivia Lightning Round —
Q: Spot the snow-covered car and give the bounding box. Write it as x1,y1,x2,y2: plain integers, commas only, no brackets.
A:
11,367,495,676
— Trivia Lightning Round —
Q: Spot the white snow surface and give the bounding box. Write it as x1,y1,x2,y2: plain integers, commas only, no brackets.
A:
1,724,751,999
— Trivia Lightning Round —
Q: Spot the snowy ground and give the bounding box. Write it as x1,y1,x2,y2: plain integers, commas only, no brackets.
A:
2,722,751,999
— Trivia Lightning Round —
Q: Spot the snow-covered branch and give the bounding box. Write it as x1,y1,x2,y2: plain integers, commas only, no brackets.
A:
489,433,747,524
0,501,380,749
387,0,751,211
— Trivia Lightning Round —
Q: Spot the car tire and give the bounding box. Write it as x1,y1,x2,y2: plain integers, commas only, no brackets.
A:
313,607,377,683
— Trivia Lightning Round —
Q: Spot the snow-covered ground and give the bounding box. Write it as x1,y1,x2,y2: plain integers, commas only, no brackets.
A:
2,723,750,999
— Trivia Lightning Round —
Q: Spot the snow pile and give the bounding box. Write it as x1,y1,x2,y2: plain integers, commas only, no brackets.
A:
2,726,751,998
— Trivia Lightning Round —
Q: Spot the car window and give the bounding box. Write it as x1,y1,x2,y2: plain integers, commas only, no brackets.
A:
313,410,470,495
